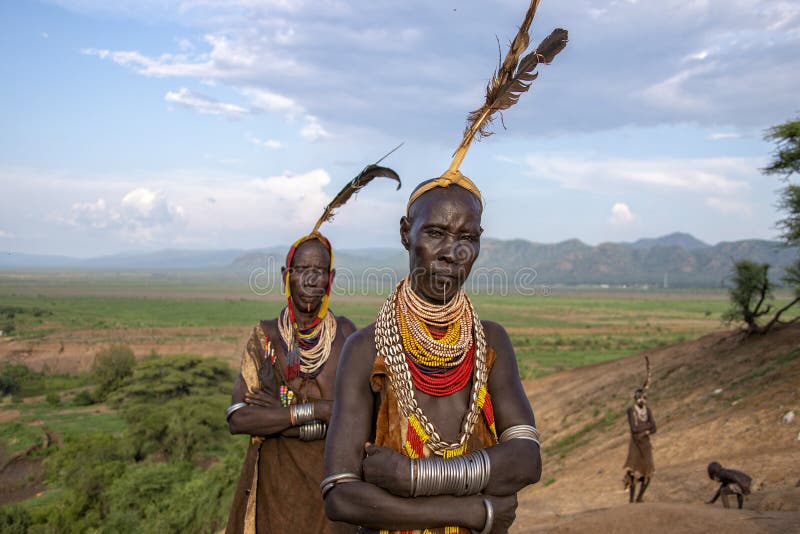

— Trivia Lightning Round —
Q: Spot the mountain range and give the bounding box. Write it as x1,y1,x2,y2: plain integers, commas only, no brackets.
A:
3,233,797,288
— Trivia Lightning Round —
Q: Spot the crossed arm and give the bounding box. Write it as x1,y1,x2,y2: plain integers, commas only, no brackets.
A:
322,321,541,532
226,328,334,439
627,408,657,440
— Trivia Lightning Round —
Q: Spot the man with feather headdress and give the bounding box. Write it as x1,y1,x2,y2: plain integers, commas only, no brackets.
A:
623,357,657,503
224,165,400,534
322,2,567,532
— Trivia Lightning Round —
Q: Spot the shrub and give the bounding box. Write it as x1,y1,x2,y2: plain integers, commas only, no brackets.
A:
112,355,234,461
0,505,32,534
45,392,61,407
92,344,136,400
71,390,94,407
0,362,42,396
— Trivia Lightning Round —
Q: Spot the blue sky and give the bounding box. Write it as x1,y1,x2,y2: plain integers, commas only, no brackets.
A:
1,0,798,257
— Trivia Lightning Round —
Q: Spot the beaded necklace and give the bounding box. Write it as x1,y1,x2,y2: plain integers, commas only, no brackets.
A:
278,307,337,380
376,277,496,457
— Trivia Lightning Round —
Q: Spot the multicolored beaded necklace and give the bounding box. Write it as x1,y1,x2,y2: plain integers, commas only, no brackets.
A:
377,278,497,460
277,307,337,380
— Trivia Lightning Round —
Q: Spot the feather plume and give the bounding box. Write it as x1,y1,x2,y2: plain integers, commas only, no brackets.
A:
642,356,652,391
311,165,401,234
448,0,568,172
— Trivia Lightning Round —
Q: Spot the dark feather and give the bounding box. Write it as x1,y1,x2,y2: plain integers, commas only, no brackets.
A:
451,0,568,166
311,165,401,234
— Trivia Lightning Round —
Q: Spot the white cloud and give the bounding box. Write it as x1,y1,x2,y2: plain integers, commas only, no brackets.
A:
243,87,303,117
165,88,249,119
0,230,15,239
609,202,636,225
708,132,741,140
121,188,184,222
56,189,183,244
176,38,194,51
640,66,711,112
82,31,306,80
68,198,120,229
249,136,284,150
524,154,752,195
705,197,753,216
301,115,329,141
684,49,710,61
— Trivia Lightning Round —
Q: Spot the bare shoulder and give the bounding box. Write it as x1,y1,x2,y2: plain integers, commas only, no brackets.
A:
339,322,378,372
480,320,514,354
335,315,358,336
344,322,377,354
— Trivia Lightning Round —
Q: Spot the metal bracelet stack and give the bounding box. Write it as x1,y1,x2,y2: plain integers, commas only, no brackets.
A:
498,424,540,447
299,420,327,441
410,449,491,497
289,402,315,426
225,402,248,420
319,472,361,498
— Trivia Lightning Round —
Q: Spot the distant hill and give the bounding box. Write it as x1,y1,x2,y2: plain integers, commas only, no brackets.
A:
3,234,798,288
628,232,709,251
474,237,797,287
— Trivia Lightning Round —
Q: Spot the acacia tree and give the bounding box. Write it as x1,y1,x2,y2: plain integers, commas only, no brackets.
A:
726,116,800,335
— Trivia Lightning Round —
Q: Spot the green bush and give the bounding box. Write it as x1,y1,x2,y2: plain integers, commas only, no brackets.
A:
71,390,94,407
45,392,61,407
45,433,134,532
0,505,32,534
8,354,241,533
112,355,234,461
0,362,42,396
92,344,136,400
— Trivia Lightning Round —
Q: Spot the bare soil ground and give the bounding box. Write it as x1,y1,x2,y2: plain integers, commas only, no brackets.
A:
512,322,800,532
0,326,250,373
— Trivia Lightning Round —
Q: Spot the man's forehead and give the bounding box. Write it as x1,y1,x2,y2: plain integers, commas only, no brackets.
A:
293,240,331,263
409,186,482,225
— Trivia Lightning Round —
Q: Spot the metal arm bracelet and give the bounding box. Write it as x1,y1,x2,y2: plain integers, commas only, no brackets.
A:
298,420,327,441
409,449,491,497
225,402,248,420
499,424,540,447
289,402,315,426
319,472,361,498
472,498,494,534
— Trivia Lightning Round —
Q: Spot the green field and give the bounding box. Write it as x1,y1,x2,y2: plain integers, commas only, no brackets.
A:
0,276,765,376
4,271,793,378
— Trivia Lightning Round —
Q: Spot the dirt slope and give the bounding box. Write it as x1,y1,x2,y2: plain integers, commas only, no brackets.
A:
513,323,800,532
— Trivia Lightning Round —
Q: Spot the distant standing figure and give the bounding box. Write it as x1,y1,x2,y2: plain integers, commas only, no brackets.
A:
706,461,752,509
623,356,656,503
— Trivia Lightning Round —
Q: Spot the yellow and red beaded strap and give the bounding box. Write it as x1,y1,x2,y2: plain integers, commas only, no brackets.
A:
283,233,334,336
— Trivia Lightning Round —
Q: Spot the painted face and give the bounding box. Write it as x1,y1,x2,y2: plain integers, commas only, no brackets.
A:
634,389,647,406
283,239,331,314
401,185,482,304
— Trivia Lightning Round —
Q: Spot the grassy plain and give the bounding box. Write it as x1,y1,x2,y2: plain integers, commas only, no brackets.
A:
1,271,774,376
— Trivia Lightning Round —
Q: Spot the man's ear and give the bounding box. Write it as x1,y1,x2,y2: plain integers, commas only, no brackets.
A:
400,216,411,250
